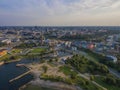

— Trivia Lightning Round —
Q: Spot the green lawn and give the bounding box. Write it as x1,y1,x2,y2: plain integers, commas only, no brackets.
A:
0,53,21,62
11,49,22,54
59,65,78,76
0,49,22,62
0,54,10,61
31,48,46,53
94,76,120,90
40,65,104,90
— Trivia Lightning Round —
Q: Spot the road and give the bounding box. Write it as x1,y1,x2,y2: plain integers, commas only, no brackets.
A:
74,68,107,90
109,68,120,78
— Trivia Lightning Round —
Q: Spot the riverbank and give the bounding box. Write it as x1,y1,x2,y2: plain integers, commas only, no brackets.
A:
21,81,81,90
24,85,58,90
0,59,21,66
0,60,33,90
0,61,4,66
20,73,82,90
19,63,82,90
5,59,21,64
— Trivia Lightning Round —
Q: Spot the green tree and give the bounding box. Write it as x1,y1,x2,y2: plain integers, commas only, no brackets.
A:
90,75,94,81
42,65,48,73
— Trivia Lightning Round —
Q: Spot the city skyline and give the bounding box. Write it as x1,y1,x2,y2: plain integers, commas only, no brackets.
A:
0,0,120,26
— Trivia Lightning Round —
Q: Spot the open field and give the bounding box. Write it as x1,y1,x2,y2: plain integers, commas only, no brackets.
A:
11,49,22,54
30,48,46,53
59,65,78,76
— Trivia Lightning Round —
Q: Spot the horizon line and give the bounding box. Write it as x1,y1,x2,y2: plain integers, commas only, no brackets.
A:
0,25,120,27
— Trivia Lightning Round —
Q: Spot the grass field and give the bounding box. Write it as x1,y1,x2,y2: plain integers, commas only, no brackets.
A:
11,49,22,54
0,53,11,61
31,48,46,53
59,65,78,76
0,49,22,61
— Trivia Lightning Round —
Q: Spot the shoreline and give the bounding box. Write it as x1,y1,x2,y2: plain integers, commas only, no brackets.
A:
18,64,82,90
19,78,82,90
0,61,4,66
5,59,21,64
0,59,21,66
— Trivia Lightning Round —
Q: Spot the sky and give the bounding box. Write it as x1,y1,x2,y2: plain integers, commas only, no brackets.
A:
0,0,120,26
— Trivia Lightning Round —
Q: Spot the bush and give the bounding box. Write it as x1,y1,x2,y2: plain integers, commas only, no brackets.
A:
103,76,117,85
42,65,48,73
66,54,109,75
90,75,94,81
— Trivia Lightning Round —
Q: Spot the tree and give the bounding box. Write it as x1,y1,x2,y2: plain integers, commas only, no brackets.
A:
55,58,59,62
70,73,76,79
90,75,94,81
42,65,48,73
10,56,16,60
104,76,116,85
49,59,53,62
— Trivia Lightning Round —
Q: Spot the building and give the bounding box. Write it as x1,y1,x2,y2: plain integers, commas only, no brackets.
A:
87,43,94,49
0,49,7,56
1,39,11,44
71,46,77,51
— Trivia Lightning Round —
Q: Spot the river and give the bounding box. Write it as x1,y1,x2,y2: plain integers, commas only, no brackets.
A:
0,51,71,90
0,61,33,90
0,57,41,90
0,58,58,90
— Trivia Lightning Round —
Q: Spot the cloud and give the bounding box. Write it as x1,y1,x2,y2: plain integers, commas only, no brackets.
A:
0,0,120,26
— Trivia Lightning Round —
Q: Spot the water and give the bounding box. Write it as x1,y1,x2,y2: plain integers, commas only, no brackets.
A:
0,55,62,90
19,58,41,64
0,61,33,90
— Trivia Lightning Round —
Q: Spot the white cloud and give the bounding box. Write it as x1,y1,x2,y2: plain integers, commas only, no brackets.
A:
0,0,120,26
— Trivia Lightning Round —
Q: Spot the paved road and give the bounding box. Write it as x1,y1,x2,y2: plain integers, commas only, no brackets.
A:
109,68,120,78
77,71,107,90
